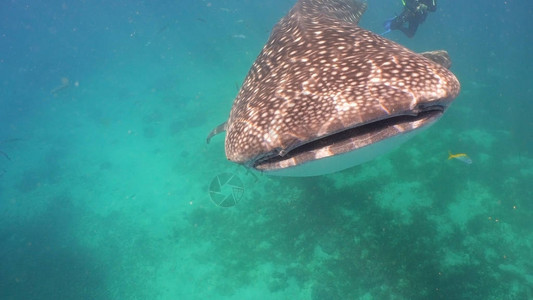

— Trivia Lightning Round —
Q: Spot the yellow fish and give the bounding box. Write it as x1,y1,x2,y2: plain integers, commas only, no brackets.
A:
448,151,472,164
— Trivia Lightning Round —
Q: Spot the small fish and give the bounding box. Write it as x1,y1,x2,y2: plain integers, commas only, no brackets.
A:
448,151,472,164
50,77,70,95
0,150,11,161
232,34,246,39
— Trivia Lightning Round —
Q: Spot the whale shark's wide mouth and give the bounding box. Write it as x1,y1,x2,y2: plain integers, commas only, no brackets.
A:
253,105,445,170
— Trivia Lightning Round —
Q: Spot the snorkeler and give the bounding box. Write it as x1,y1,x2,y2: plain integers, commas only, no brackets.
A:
383,0,437,38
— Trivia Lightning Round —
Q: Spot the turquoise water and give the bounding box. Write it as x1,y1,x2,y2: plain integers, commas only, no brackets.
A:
1,0,531,299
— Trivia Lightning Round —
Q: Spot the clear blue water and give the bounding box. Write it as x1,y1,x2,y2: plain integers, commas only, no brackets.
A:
1,0,531,299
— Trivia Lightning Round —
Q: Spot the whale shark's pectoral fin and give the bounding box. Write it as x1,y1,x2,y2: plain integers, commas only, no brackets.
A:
420,50,453,69
206,121,227,144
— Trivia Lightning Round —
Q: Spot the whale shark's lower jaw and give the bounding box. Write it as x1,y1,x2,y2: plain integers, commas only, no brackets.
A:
252,107,444,176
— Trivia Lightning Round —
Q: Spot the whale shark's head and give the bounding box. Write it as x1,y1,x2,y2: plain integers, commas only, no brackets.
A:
208,0,460,176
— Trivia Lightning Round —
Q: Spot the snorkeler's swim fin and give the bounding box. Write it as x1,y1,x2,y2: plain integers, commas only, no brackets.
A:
381,17,396,35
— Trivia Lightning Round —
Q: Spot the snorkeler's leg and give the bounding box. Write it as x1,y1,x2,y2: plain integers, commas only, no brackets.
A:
401,21,419,38
389,12,407,30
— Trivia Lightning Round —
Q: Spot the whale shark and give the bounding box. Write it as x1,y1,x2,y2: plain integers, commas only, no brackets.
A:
207,0,460,176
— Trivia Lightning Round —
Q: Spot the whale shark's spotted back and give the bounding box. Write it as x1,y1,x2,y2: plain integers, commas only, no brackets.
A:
209,0,460,176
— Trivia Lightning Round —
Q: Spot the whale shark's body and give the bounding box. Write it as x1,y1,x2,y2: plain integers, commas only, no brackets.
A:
208,0,460,176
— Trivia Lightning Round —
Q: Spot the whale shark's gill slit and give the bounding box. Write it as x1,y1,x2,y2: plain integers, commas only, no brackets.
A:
254,107,444,168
